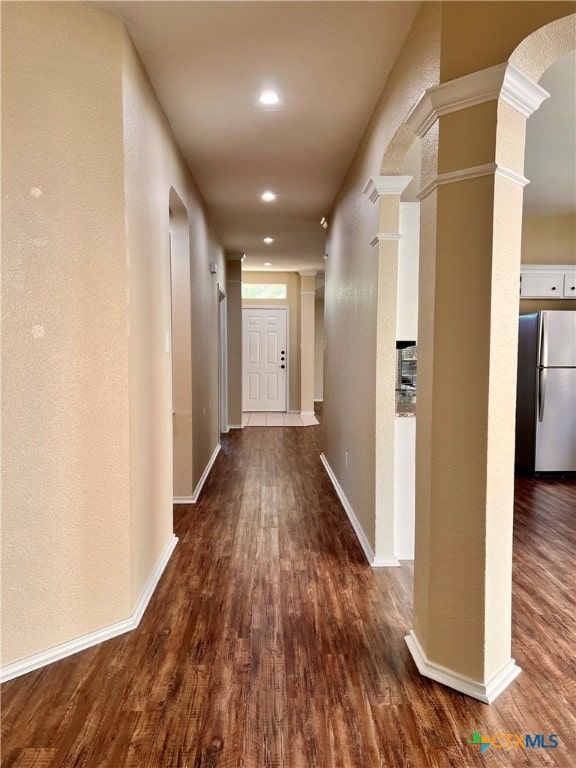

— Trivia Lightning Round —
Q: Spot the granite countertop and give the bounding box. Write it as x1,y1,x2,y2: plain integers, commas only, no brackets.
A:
396,388,416,417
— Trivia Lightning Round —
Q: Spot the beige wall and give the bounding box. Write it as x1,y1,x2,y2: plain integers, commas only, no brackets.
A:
314,299,325,401
324,2,441,551
122,31,224,601
520,213,576,311
242,272,301,411
1,3,131,664
226,258,243,427
439,1,576,80
1,2,224,668
522,213,576,264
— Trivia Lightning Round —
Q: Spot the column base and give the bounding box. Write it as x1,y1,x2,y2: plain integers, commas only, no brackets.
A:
405,630,521,704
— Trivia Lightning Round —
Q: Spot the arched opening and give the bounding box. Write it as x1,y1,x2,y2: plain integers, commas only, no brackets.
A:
169,188,194,502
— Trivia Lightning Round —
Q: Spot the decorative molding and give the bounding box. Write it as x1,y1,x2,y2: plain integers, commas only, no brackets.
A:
191,443,221,503
405,631,521,704
173,496,194,504
319,453,400,568
501,63,550,118
363,176,413,203
299,270,318,277
370,233,402,248
495,165,530,187
0,534,179,684
405,62,549,138
417,163,529,201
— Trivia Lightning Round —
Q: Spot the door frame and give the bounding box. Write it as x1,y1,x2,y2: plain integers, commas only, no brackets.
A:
218,284,228,433
242,305,289,412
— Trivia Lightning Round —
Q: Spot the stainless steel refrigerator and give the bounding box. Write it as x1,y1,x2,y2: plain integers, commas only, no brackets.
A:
515,310,576,476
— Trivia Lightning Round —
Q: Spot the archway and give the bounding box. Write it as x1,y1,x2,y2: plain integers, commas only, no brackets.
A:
169,188,194,503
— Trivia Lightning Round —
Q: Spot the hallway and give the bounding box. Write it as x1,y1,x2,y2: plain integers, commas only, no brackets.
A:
2,414,576,767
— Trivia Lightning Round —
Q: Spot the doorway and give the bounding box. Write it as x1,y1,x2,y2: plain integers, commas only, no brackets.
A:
169,190,193,501
242,307,288,412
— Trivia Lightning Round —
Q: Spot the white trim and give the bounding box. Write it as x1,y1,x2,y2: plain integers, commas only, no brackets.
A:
370,233,402,247
363,176,413,203
373,556,402,567
299,270,318,277
405,62,548,138
495,165,530,187
227,423,244,430
417,163,529,201
300,411,316,416
173,496,194,504
405,631,521,704
319,453,400,568
191,443,221,503
313,398,324,403
501,63,550,118
0,534,178,684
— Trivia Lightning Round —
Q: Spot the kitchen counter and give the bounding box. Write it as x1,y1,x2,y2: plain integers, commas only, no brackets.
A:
396,388,416,417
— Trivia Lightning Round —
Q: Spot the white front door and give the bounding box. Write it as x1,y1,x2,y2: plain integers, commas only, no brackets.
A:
242,308,287,411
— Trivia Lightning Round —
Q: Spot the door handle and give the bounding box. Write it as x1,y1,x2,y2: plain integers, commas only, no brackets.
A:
538,366,547,422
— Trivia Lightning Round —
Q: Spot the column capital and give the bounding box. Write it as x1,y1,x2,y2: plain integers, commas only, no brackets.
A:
405,62,549,138
363,176,413,204
298,270,317,277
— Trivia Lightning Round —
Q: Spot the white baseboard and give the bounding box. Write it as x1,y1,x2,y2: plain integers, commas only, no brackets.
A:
0,534,178,684
192,443,220,502
314,398,323,403
173,496,194,504
227,424,243,430
405,630,521,704
373,556,401,567
320,453,396,568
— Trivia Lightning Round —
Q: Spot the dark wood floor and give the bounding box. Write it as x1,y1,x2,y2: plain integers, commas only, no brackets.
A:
2,412,576,767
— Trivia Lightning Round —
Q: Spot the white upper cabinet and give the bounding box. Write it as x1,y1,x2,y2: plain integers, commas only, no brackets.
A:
520,265,576,299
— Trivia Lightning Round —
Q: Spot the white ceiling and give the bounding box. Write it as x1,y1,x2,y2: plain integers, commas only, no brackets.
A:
100,2,574,274
100,1,420,272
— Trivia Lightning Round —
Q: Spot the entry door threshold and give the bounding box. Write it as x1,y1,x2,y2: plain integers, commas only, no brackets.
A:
242,412,319,427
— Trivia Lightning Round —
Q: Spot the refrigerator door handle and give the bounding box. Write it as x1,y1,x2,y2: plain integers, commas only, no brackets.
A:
539,312,549,368
538,366,547,422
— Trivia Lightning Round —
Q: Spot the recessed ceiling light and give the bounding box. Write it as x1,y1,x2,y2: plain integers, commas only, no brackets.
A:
259,89,280,106
264,237,274,244
261,191,276,202
264,262,272,267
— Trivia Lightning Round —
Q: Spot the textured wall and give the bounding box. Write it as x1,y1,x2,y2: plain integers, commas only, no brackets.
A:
1,3,131,664
324,3,440,552
121,32,225,602
314,299,324,401
1,2,225,668
226,259,243,427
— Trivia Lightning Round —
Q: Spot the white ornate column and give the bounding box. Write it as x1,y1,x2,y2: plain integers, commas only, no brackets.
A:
362,175,412,566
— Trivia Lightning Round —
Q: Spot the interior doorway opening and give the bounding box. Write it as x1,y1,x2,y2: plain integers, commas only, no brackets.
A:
169,189,193,501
